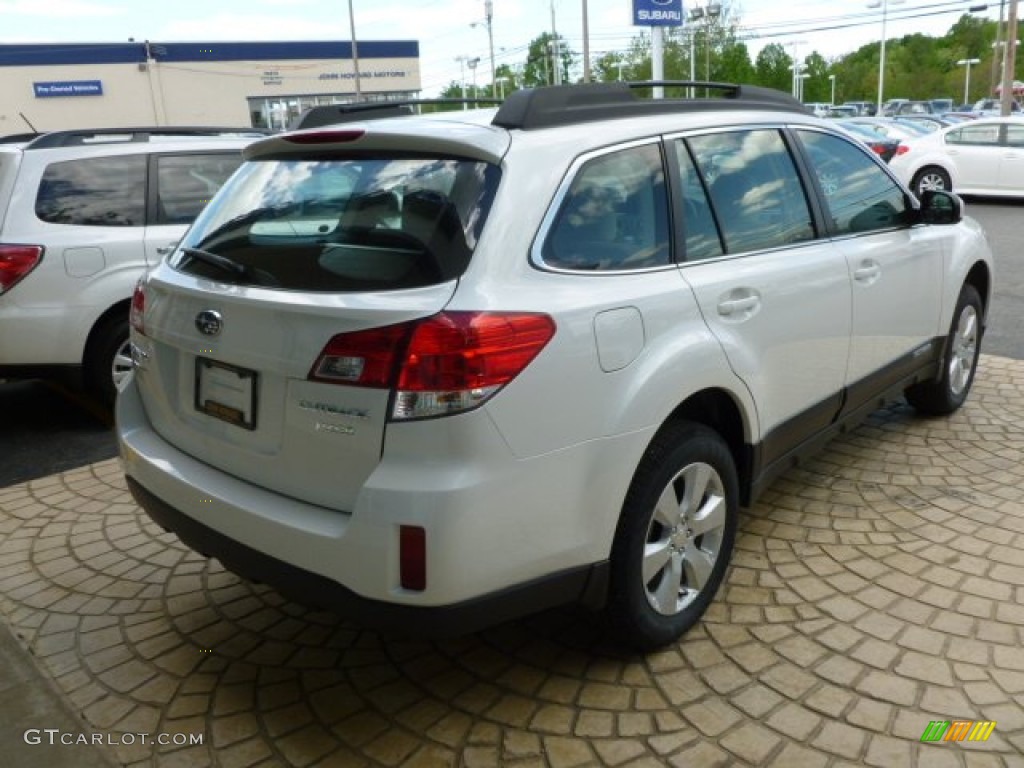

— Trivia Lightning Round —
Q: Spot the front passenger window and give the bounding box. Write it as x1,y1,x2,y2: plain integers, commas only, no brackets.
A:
796,130,909,234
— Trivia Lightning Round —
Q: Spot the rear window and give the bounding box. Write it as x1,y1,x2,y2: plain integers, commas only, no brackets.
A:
36,155,146,226
171,156,500,291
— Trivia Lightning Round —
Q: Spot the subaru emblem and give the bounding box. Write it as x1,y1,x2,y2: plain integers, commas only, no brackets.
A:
195,310,223,336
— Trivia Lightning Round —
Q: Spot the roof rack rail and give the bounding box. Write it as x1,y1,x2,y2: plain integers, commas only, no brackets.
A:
25,126,271,149
492,81,807,130
0,132,40,145
291,99,503,130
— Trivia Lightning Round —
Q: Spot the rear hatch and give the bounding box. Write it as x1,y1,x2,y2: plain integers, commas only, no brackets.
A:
132,124,506,512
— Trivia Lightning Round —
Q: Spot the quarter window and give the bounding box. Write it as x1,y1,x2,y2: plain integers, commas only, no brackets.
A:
542,143,671,271
796,130,909,235
156,154,243,225
687,130,814,254
36,155,146,227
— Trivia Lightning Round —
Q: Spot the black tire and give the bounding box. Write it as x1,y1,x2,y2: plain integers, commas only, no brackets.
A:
85,315,132,408
606,421,739,651
911,166,951,198
905,284,982,415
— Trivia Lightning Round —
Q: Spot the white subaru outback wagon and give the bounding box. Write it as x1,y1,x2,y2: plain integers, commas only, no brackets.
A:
0,128,261,405
117,83,993,650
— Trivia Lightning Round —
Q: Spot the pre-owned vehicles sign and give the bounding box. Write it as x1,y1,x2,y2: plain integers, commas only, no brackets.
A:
33,80,103,98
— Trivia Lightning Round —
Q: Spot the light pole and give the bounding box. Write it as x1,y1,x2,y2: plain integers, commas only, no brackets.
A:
467,56,480,97
829,74,836,105
496,76,509,99
455,55,468,108
956,58,980,106
688,3,721,89
347,0,362,102
470,1,496,98
549,1,562,86
867,0,905,116
787,40,807,99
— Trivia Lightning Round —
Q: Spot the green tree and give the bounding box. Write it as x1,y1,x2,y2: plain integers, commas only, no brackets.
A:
755,43,791,93
522,33,575,87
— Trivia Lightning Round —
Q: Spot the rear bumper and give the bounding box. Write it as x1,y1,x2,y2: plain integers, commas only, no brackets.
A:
116,372,636,635
125,475,608,636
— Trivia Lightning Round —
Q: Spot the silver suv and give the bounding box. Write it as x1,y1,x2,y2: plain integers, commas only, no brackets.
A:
117,83,993,649
0,127,262,405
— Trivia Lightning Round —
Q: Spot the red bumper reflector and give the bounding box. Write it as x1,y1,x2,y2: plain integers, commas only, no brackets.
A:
400,525,426,591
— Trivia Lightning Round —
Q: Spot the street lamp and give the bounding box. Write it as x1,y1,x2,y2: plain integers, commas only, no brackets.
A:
688,3,722,90
956,58,980,106
867,0,906,116
454,55,469,107
467,56,480,97
829,74,837,105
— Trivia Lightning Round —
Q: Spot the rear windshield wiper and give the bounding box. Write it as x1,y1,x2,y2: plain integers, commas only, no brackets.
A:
180,247,247,278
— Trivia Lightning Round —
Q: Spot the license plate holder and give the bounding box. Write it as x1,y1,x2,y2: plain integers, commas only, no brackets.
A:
195,358,258,430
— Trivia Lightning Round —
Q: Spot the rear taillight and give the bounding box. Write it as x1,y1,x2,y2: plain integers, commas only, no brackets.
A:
309,311,556,420
894,145,910,156
130,281,146,335
0,244,43,294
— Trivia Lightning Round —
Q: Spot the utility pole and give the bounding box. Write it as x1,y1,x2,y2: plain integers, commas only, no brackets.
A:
582,0,591,82
550,1,561,86
1000,0,1019,115
989,0,1006,98
347,0,362,102
485,0,496,98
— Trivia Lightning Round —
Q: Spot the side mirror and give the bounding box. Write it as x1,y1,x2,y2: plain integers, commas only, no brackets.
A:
918,189,962,225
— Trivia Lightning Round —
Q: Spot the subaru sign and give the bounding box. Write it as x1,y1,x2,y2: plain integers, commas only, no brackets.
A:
33,80,103,98
633,0,684,26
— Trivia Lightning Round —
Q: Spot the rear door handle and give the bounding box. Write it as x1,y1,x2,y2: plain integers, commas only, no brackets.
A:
155,243,178,256
854,263,881,283
717,295,759,316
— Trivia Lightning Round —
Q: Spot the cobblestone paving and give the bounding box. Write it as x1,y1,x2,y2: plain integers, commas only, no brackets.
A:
1,355,1023,767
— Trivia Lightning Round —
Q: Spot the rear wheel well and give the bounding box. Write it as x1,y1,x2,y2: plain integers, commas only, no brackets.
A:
656,389,752,505
83,300,131,368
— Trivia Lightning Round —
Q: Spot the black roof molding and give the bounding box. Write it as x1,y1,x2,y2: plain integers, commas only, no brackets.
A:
492,81,808,130
25,127,270,149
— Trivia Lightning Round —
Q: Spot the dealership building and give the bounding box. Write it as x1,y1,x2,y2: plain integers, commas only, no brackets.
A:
0,40,421,135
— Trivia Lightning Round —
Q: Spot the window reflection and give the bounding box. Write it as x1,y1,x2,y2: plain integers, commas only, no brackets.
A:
797,130,908,235
36,155,146,227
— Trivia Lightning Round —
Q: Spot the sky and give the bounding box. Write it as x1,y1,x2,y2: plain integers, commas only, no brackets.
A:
0,0,1005,95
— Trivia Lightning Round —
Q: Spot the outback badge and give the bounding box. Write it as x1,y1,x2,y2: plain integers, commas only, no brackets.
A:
195,309,223,337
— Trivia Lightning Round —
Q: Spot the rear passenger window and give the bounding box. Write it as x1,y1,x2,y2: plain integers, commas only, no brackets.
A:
542,143,671,271
796,130,909,235
687,130,814,254
155,153,242,225
36,155,146,226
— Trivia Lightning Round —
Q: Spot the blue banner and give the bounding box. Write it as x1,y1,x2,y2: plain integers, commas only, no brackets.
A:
33,80,104,98
633,0,685,26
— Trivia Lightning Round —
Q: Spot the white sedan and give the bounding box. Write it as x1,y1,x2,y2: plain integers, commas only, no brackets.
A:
889,117,1024,198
